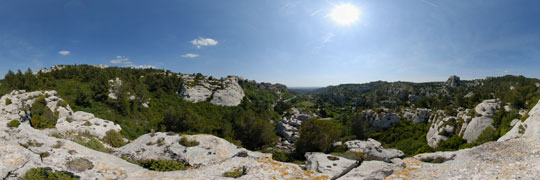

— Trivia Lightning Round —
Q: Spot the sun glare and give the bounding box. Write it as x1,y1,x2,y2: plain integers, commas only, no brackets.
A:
329,4,360,25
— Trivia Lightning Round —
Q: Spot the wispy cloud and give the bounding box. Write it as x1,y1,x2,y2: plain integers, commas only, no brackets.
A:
311,10,322,16
181,53,199,58
420,0,439,7
110,56,155,69
58,50,70,56
191,37,218,49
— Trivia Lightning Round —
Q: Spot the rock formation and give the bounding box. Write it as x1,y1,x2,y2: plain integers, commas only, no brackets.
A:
344,138,404,162
426,99,500,148
361,108,401,129
180,75,245,106
275,108,313,144
446,75,461,88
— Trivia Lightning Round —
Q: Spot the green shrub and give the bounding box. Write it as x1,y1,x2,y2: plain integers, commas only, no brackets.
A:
179,136,199,147
223,166,247,178
40,152,50,158
79,137,110,153
295,119,344,155
521,114,530,122
137,159,189,171
23,167,78,180
52,141,63,149
271,150,294,162
7,120,20,128
102,130,125,148
57,101,68,108
5,98,12,105
30,97,57,129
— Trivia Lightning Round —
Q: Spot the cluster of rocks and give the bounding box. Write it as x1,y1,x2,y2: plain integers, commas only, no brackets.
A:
275,108,313,149
402,108,431,124
361,108,401,129
180,75,245,106
305,138,405,179
426,99,501,148
32,65,65,75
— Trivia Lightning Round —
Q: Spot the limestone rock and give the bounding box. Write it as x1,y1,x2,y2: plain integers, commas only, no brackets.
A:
446,75,460,88
362,109,401,129
275,108,312,144
180,75,245,106
499,100,540,141
56,111,122,139
305,152,359,179
344,139,404,162
462,117,494,143
339,159,405,180
413,151,456,163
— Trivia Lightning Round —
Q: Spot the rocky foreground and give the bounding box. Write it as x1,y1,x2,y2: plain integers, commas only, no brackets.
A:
2,90,540,179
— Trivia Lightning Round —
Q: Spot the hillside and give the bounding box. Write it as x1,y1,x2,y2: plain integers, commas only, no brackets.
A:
2,65,540,179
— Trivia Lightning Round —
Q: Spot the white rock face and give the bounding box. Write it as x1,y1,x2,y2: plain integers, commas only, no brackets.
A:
108,77,123,100
305,152,359,179
499,100,540,141
344,139,404,162
56,111,122,139
180,75,245,106
115,132,244,168
339,159,405,180
462,116,494,143
387,138,540,179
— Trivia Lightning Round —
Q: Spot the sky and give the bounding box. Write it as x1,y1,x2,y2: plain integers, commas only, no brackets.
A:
1,0,540,87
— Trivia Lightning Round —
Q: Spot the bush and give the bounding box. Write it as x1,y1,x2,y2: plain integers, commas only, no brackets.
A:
57,101,68,108
295,119,344,155
7,120,20,128
223,166,247,178
137,159,189,171
179,136,199,147
77,137,110,153
437,135,467,150
271,150,295,162
102,130,125,148
23,167,78,180
5,98,12,105
40,152,50,158
30,97,57,129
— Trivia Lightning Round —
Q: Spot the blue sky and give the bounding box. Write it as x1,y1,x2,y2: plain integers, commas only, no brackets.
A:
1,0,540,87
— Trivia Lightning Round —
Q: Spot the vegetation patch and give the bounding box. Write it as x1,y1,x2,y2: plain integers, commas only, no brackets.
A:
66,158,94,172
7,119,20,128
179,136,199,147
30,96,57,129
102,130,126,148
40,152,51,158
23,167,79,180
137,159,189,171
5,98,12,105
223,166,248,178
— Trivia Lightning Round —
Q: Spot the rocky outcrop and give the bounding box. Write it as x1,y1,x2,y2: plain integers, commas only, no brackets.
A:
338,159,405,180
362,109,401,129
446,75,461,88
499,100,540,141
115,132,244,168
180,75,245,106
402,108,431,124
56,111,122,139
426,99,500,148
387,138,540,179
344,139,404,162
305,152,359,179
275,108,313,145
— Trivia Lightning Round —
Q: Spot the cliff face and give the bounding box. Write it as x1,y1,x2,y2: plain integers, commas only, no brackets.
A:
180,75,245,106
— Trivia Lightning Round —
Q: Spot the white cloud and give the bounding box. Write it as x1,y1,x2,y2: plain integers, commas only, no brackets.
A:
191,37,218,48
58,50,70,55
109,56,154,69
181,53,200,58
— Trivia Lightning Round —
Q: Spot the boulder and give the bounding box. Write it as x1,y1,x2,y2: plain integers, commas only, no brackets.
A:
462,117,494,143
305,152,359,179
344,139,404,162
362,109,401,129
413,151,456,163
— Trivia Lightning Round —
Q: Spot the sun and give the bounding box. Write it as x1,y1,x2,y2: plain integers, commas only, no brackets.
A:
329,4,361,25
